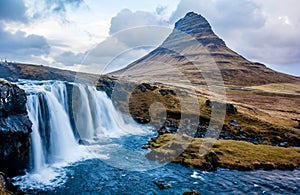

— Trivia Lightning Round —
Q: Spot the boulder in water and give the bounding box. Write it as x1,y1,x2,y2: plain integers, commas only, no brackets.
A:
183,190,201,195
153,180,172,190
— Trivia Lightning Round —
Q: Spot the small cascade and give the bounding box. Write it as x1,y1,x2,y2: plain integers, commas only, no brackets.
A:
70,84,142,142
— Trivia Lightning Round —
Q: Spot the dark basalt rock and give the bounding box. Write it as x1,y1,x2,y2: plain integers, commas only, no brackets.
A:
153,180,172,190
96,75,117,98
0,80,32,177
143,83,157,91
226,104,238,114
0,81,27,117
138,85,146,92
230,120,239,127
205,100,237,114
159,89,168,96
183,190,201,195
157,120,179,135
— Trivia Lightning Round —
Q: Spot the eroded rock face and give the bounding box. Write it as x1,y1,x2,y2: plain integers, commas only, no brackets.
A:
0,80,32,176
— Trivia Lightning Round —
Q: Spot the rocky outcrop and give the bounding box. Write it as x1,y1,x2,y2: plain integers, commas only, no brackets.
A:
96,75,118,98
0,80,32,176
205,100,237,114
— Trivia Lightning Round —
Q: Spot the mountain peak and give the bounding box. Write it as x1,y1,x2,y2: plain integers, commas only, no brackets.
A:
175,12,210,32
113,12,299,86
173,12,225,47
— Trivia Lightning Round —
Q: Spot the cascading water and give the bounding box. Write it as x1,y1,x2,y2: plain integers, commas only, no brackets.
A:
13,80,147,189
26,95,46,172
71,84,141,142
22,81,80,171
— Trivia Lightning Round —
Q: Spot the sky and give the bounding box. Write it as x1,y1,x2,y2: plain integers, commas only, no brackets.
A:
0,0,299,76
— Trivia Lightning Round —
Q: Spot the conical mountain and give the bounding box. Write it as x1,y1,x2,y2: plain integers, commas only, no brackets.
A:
113,12,299,86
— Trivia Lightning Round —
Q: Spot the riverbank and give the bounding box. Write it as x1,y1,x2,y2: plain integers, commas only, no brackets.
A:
145,134,300,171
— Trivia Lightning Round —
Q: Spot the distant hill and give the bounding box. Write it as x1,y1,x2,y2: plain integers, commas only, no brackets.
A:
0,62,99,83
113,12,300,86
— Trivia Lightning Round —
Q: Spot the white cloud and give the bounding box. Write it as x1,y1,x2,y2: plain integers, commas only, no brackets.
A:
109,9,168,34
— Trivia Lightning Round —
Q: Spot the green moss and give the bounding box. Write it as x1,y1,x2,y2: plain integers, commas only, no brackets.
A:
146,134,300,171
0,80,12,87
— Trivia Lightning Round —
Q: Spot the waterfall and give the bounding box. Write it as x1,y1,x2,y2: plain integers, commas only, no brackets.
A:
26,95,46,172
17,80,145,173
20,81,79,172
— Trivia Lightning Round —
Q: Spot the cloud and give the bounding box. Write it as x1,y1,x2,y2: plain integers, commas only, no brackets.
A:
0,24,50,61
0,0,27,22
79,32,156,74
109,9,167,34
75,9,172,73
156,6,167,15
44,0,84,14
25,0,85,19
170,0,265,31
55,51,85,66
0,0,85,23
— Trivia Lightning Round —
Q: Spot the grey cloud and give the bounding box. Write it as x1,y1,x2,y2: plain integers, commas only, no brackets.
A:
28,0,84,19
109,9,171,48
0,24,50,61
79,36,130,73
55,51,86,66
156,6,167,15
81,46,151,74
0,0,27,22
109,9,166,35
44,0,84,14
0,0,85,23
